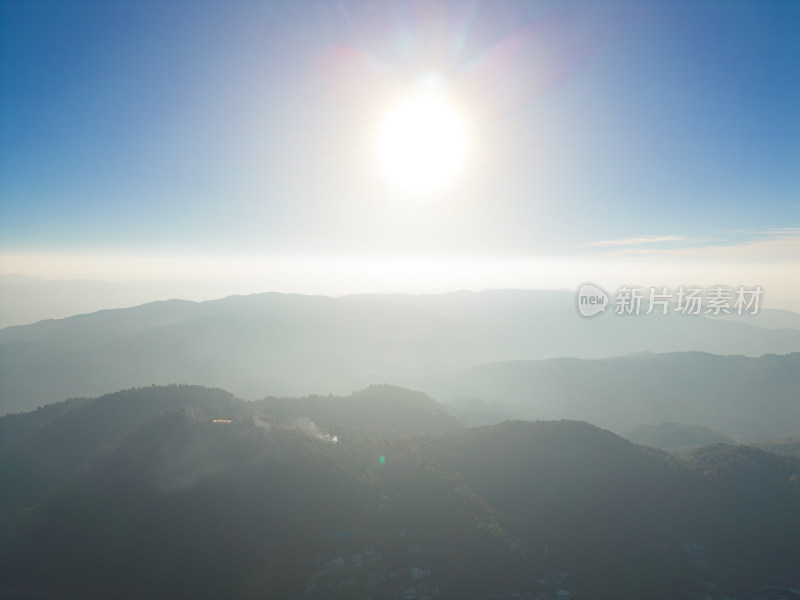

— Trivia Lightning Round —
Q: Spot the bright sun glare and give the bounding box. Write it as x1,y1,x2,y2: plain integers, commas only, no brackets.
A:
375,82,468,195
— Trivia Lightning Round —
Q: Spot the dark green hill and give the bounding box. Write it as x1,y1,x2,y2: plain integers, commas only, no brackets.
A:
1,403,514,600
0,385,245,508
5,412,375,599
256,384,463,438
0,395,88,455
680,444,800,580
430,421,695,598
2,389,799,600
426,421,800,598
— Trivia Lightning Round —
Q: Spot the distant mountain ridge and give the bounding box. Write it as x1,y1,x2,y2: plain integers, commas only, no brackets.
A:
0,274,229,329
434,351,800,441
2,290,799,416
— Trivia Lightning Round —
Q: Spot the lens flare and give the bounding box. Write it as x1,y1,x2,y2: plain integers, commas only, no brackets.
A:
375,84,469,195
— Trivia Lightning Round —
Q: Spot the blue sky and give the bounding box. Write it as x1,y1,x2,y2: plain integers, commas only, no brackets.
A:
0,0,798,299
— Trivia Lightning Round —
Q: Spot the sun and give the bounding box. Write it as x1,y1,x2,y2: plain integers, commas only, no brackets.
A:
375,84,469,195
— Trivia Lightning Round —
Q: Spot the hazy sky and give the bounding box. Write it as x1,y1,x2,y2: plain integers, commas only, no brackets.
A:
1,1,798,303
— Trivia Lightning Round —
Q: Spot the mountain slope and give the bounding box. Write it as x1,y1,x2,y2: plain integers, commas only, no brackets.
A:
5,412,376,599
0,293,526,415
433,351,800,440
0,385,245,508
429,421,800,598
256,384,463,438
2,390,799,599
0,390,516,599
